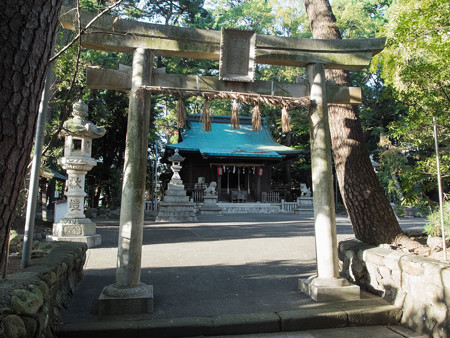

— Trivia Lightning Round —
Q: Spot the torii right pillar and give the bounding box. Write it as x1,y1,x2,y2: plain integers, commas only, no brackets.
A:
299,63,360,302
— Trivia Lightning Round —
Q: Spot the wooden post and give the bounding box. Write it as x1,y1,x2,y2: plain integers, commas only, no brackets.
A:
217,171,222,199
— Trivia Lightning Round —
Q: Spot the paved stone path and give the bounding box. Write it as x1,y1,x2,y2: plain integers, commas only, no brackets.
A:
58,213,426,337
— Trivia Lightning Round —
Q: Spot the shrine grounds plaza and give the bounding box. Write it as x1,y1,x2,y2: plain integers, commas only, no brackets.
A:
58,213,426,337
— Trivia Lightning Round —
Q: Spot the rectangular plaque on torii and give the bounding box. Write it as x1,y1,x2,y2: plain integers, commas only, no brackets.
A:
219,28,256,82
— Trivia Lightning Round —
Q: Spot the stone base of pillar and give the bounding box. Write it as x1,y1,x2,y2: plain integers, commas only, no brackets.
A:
299,276,360,302
48,218,101,248
156,202,198,222
294,197,314,216
200,205,222,215
293,208,314,216
98,283,153,316
200,196,222,215
156,180,198,222
47,234,101,248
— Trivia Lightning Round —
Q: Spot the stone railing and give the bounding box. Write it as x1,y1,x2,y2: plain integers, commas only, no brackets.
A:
217,202,281,214
0,242,87,338
339,239,450,337
280,200,298,212
145,200,157,211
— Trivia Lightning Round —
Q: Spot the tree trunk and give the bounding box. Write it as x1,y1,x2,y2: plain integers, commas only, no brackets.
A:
94,186,101,208
304,0,406,245
0,0,63,269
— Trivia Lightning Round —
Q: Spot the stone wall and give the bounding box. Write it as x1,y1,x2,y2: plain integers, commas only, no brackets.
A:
0,242,87,338
339,239,450,337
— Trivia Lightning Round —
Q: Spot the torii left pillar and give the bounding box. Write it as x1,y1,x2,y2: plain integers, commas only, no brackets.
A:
98,48,154,315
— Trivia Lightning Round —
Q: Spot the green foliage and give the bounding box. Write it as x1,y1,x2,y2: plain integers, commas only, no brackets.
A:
331,1,406,155
78,0,104,12
333,0,392,38
424,201,450,237
136,0,207,25
377,147,409,203
370,0,450,206
376,0,449,109
208,0,275,33
272,0,311,37
207,0,308,36
357,69,407,152
373,0,450,180
84,89,129,208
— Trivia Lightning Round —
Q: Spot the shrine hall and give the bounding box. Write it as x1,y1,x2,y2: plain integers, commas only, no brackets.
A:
165,114,303,203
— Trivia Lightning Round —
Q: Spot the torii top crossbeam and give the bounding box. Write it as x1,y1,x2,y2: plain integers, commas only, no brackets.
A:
60,7,385,71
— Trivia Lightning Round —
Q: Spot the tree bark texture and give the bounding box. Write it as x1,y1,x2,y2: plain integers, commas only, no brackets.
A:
304,0,404,245
0,0,63,268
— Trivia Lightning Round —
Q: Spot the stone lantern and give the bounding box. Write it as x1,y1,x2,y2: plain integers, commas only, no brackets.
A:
156,149,197,222
48,100,105,247
168,149,185,185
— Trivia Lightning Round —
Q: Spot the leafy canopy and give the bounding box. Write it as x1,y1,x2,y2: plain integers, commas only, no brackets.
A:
373,0,449,204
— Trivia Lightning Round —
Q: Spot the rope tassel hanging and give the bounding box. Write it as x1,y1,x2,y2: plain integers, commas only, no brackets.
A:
201,99,212,132
177,94,186,128
281,105,291,133
231,100,240,130
252,103,262,132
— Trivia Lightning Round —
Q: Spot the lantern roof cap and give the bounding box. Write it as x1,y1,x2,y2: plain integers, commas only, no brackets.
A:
62,100,106,139
169,149,185,162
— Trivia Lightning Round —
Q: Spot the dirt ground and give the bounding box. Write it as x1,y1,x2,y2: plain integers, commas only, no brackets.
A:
3,220,53,276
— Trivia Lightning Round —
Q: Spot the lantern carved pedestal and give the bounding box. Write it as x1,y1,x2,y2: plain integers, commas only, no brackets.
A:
48,101,105,248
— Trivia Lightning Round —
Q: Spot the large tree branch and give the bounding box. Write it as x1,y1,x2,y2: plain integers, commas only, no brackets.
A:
439,82,450,103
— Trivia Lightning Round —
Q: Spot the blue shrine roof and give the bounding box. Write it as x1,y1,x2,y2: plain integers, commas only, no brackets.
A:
166,115,303,160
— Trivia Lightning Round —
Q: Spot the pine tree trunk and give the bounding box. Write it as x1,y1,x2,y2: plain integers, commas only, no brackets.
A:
304,0,405,245
0,0,63,269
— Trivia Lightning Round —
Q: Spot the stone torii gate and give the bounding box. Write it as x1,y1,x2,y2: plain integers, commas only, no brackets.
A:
60,8,385,314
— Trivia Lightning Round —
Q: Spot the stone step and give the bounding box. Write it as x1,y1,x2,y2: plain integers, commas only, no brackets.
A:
56,298,403,338
156,216,197,222
157,212,197,219
294,207,314,216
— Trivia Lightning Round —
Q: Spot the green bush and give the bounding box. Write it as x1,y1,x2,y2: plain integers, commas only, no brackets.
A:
424,201,450,237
